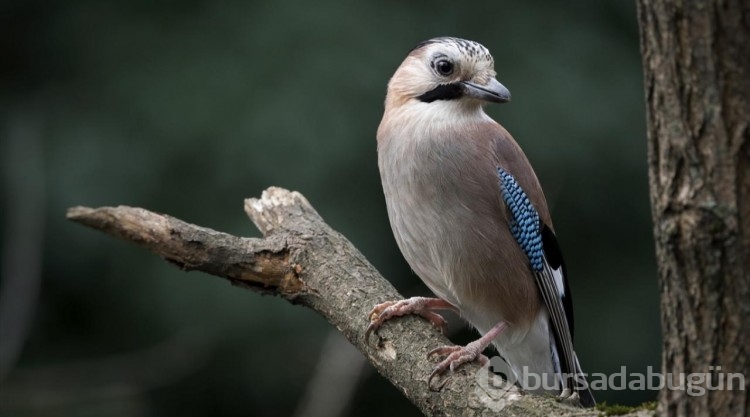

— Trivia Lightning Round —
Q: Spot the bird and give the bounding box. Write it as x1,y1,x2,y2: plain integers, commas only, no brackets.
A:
365,36,595,407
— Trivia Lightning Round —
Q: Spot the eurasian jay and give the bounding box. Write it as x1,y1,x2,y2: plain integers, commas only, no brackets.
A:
366,37,595,407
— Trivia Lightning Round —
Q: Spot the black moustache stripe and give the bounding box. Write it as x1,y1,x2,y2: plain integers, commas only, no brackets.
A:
416,83,464,103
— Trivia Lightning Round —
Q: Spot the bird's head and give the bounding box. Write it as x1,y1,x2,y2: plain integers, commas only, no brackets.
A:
384,37,511,110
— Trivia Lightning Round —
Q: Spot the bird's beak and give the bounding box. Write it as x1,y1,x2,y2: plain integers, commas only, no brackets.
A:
462,78,511,103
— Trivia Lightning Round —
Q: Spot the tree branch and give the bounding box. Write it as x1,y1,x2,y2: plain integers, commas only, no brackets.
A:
66,187,638,416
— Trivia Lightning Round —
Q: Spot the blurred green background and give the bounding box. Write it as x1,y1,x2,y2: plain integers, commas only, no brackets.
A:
1,0,659,415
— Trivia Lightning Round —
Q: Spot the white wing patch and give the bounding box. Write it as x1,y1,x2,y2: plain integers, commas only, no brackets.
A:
551,265,566,298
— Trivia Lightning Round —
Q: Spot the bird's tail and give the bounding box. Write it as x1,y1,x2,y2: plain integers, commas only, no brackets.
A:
571,354,596,407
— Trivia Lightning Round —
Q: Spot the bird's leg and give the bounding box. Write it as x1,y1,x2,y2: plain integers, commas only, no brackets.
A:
365,297,457,341
427,321,508,390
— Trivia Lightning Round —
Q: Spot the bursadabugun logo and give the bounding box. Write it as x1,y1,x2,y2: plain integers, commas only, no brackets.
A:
473,356,522,412
515,366,746,396
475,358,746,410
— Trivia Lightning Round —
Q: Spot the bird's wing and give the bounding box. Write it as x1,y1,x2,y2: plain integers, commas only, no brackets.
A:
496,168,591,401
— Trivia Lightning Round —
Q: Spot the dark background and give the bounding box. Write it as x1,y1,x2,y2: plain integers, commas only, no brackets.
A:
1,0,660,415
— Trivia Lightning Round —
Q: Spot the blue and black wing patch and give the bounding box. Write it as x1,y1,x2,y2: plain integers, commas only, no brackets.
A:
497,168,544,272
497,168,595,407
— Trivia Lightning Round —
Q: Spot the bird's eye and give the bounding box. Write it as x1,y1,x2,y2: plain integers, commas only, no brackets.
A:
435,59,454,76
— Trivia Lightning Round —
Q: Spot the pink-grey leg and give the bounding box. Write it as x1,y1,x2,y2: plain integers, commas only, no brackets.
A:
365,296,457,341
427,321,508,390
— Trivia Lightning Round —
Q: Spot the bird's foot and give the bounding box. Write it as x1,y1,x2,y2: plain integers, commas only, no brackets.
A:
365,297,454,342
557,387,580,405
427,342,490,390
426,321,508,390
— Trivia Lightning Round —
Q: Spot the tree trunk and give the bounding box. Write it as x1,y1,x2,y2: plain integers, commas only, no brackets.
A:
636,0,750,416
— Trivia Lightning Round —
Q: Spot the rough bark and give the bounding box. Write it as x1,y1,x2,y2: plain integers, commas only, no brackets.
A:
636,0,750,416
67,187,649,417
